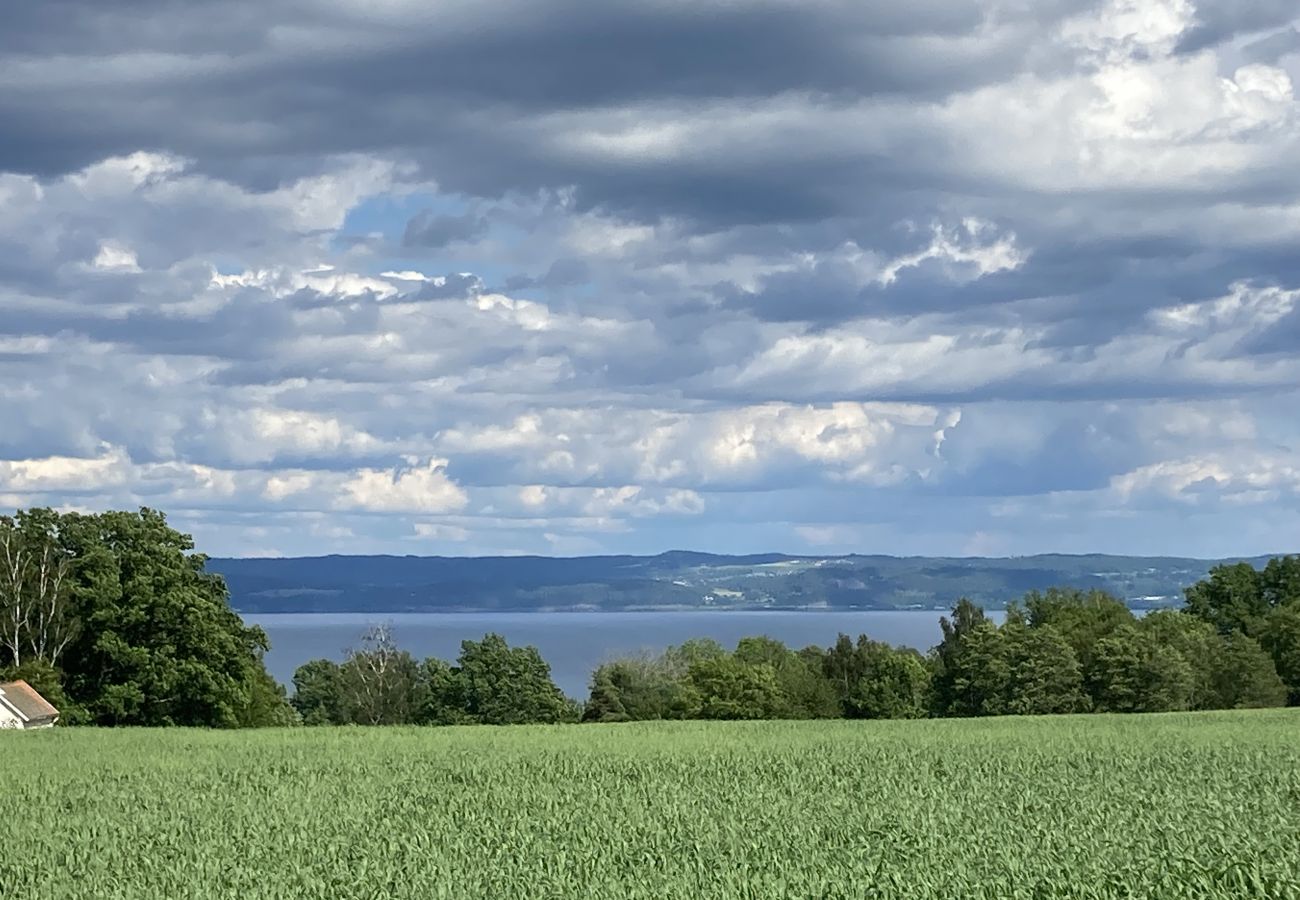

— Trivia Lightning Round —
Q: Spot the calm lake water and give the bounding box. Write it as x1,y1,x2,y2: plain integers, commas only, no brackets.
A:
247,610,1007,698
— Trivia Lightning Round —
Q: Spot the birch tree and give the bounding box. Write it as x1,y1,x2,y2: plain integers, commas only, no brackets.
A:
340,623,420,725
0,511,77,669
0,517,29,669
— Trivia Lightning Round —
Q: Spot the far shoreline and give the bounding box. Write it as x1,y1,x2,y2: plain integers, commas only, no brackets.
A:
236,603,1178,616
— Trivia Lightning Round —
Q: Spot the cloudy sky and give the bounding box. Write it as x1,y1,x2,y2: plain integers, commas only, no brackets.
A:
2,0,1300,558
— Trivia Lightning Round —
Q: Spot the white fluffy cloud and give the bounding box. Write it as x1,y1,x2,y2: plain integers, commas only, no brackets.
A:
1111,453,1300,504
340,459,468,513
437,402,957,489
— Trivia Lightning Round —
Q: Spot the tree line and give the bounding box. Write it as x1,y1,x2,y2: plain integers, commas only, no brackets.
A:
295,557,1300,725
579,580,1297,722
3,506,1297,727
290,624,579,725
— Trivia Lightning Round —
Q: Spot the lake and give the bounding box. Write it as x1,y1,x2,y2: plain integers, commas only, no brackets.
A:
247,610,1007,698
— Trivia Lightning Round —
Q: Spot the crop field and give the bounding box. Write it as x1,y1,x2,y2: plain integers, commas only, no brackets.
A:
2,712,1299,899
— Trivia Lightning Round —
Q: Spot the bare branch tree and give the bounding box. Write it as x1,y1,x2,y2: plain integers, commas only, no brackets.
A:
0,519,30,669
344,622,410,725
26,539,76,667
0,514,78,670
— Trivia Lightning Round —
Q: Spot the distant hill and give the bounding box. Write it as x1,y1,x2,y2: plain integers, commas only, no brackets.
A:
208,552,1285,614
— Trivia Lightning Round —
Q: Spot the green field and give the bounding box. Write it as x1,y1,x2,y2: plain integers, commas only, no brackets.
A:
3,712,1299,899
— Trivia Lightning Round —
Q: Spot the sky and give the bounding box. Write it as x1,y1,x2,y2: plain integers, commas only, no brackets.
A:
2,0,1300,559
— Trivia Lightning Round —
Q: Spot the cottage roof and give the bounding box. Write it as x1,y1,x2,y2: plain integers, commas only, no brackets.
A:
0,680,59,722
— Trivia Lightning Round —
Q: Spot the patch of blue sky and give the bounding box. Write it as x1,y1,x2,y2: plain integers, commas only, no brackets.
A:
338,190,448,240
335,190,525,289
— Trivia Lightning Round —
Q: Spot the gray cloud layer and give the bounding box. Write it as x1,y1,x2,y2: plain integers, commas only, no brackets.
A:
2,0,1299,557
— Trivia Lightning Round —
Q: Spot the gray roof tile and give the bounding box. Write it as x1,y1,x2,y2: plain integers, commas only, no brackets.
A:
0,680,59,722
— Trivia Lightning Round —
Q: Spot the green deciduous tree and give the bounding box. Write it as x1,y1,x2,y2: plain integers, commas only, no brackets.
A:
1259,556,1300,611
291,659,347,725
1184,556,1300,706
583,665,631,722
822,634,867,710
734,636,839,719
581,656,696,722
687,654,788,720
1136,610,1220,710
1020,588,1135,670
52,509,289,727
931,601,1012,717
1259,605,1300,705
853,647,932,719
823,634,930,719
241,665,300,727
1001,623,1088,716
930,599,994,716
418,657,474,725
1185,556,1300,634
663,638,727,670
455,633,577,724
1085,625,1195,713
1185,561,1273,635
1208,633,1287,709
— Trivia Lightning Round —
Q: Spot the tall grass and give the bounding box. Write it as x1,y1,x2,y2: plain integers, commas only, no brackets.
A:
3,711,1298,898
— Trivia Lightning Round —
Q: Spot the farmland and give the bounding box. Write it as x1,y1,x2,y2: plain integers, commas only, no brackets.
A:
3,711,1299,899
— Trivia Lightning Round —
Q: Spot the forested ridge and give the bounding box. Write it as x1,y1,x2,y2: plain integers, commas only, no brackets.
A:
3,506,1297,727
210,551,1276,613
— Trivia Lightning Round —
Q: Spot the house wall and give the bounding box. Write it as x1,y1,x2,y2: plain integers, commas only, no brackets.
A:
0,704,23,729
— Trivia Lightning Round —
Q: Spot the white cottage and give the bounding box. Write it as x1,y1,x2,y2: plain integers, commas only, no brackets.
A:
0,680,60,729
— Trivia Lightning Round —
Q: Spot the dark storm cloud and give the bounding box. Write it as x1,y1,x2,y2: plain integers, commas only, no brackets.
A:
303,3,994,106
0,1,1080,204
